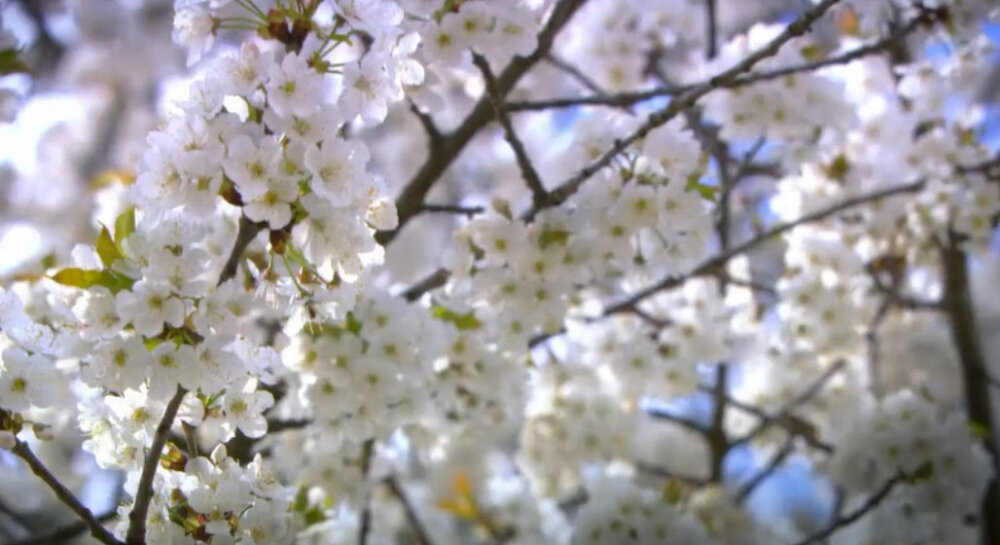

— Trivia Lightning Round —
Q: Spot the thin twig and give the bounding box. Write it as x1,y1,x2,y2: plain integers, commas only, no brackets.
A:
11,441,123,545
634,460,710,487
181,421,199,458
707,364,730,481
420,204,485,216
357,438,376,545
705,0,718,59
545,54,607,97
473,53,549,207
702,387,835,454
526,0,842,220
644,407,706,434
789,476,901,545
218,215,264,287
376,0,589,245
507,14,921,113
125,386,188,545
865,296,892,398
384,476,434,545
0,500,36,533
732,360,846,448
9,510,118,545
868,267,941,311
602,180,925,316
400,268,450,301
409,100,443,148
735,436,795,503
266,417,313,433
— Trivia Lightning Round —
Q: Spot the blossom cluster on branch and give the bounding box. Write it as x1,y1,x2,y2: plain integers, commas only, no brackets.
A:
2,0,1000,544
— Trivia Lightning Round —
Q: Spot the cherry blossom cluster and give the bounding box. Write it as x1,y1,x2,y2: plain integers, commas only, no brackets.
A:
2,1,1000,545
827,389,993,542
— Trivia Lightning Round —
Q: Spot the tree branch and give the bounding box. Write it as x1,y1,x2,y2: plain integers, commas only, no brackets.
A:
507,14,921,113
384,476,434,545
525,0,842,220
400,268,450,301
376,0,589,245
419,203,485,216
707,364,730,481
602,180,925,317
790,476,901,545
940,236,1000,545
125,386,188,545
705,0,718,59
357,438,376,545
702,386,835,454
473,53,550,207
218,214,265,287
644,407,707,434
10,440,123,545
634,460,710,487
732,360,845,448
735,436,795,503
9,510,118,545
409,100,443,149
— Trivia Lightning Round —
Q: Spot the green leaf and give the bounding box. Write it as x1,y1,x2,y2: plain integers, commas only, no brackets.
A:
50,268,105,289
684,179,719,202
303,507,325,526
114,207,135,247
96,225,123,267
432,305,482,331
293,485,309,513
0,49,29,76
50,268,134,293
969,421,992,440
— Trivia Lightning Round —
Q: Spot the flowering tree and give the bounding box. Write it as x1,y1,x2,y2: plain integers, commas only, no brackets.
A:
2,0,1000,543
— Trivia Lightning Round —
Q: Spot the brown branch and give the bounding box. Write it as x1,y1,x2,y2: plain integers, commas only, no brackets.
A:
399,268,450,301
266,417,313,433
9,511,119,545
790,476,901,545
472,53,549,207
602,180,925,317
634,460,710,487
9,510,119,545
645,407,706,434
940,236,1000,545
702,386,835,454
507,14,921,113
419,203,485,216
707,365,730,481
525,0,842,220
409,100,443,148
218,215,265,287
375,0,589,245
545,54,607,97
868,269,941,311
10,440,123,545
356,438,376,545
735,436,795,503
0,499,37,534
865,296,892,398
125,386,188,545
732,360,845,448
705,0,718,59
384,476,434,545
